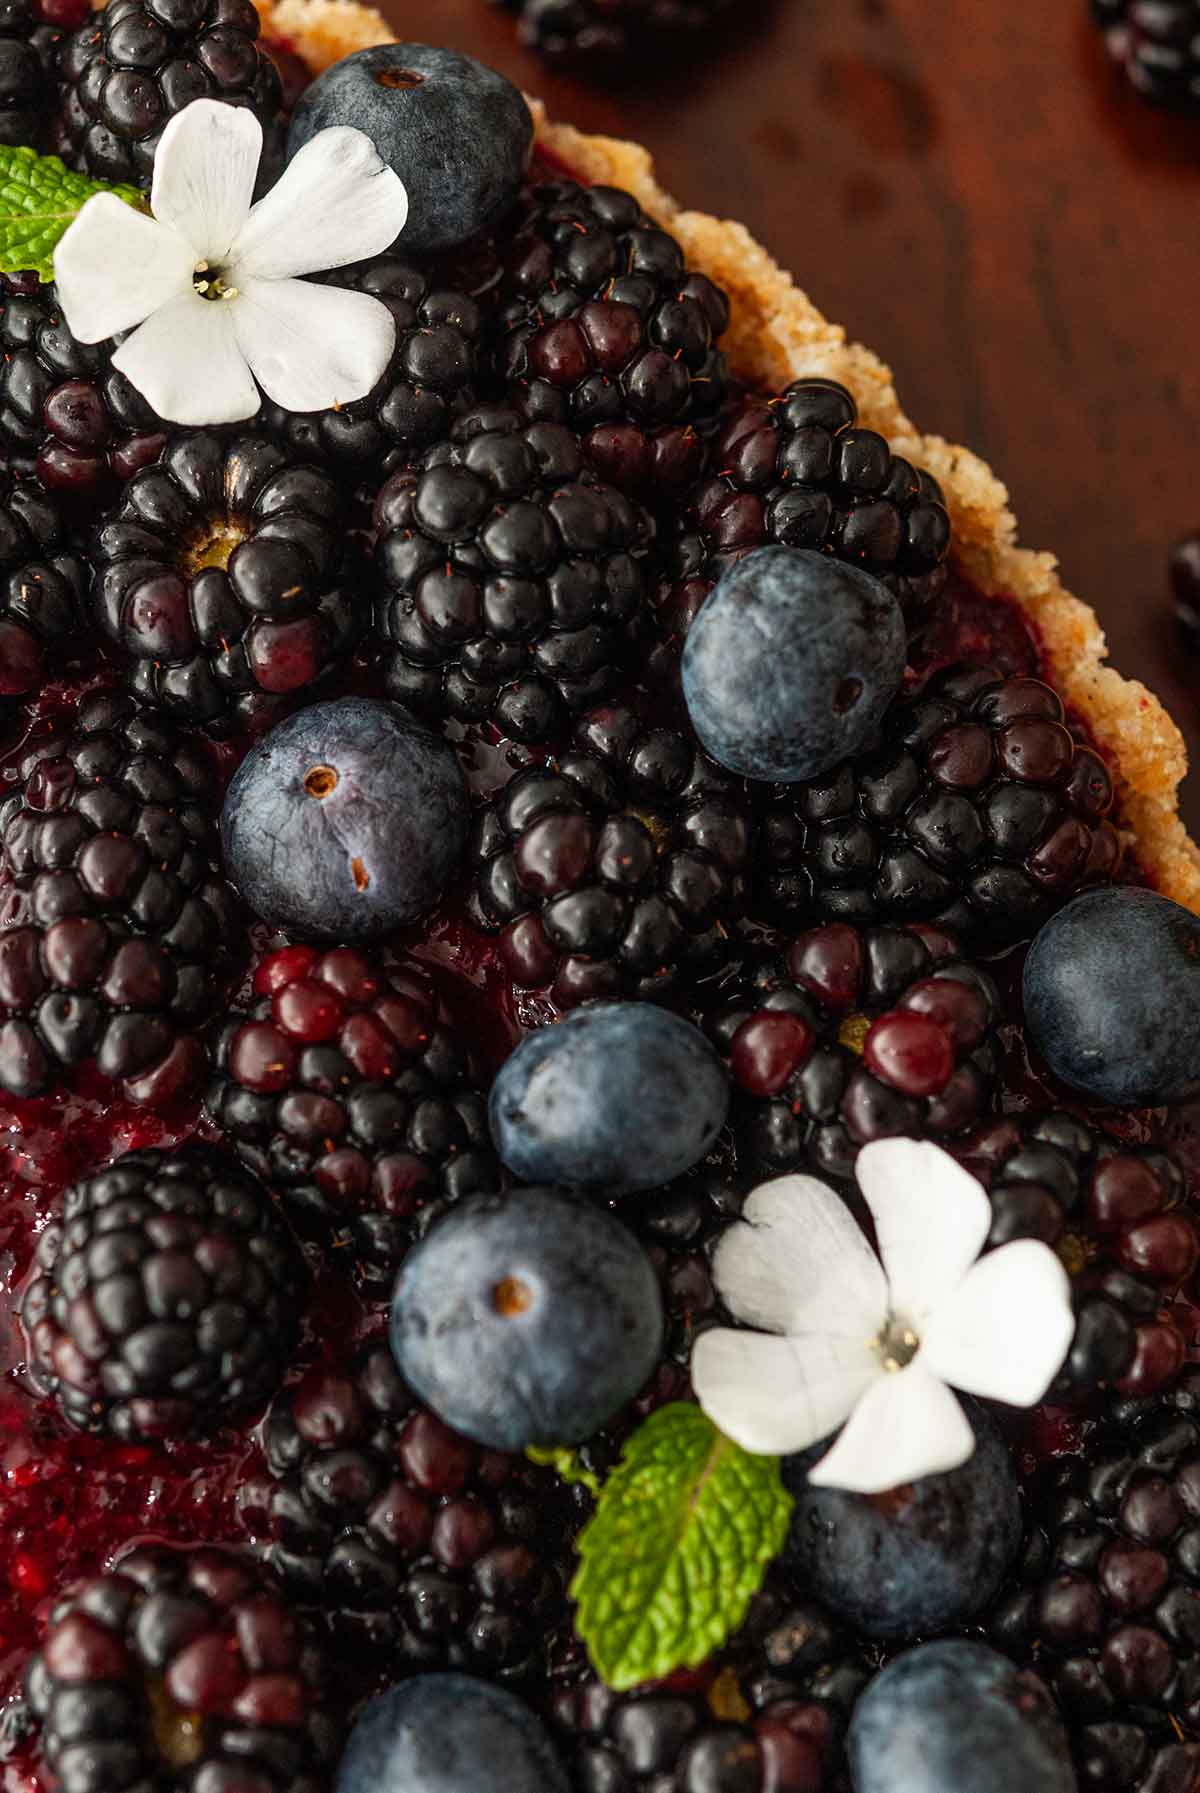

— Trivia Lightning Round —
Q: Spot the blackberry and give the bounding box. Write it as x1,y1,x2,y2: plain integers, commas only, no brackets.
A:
56,0,284,187
704,919,1001,1182
659,378,952,650
0,689,240,1104
0,0,71,150
0,468,86,706
495,0,737,66
495,181,729,435
756,662,1121,944
92,431,361,730
256,256,488,479
245,1340,576,1679
1170,528,1200,650
960,1112,1198,1402
988,1368,1200,1792
373,406,653,745
0,274,167,503
21,1144,305,1440
26,1541,340,1793
471,700,754,1007
206,945,502,1285
1092,0,1200,110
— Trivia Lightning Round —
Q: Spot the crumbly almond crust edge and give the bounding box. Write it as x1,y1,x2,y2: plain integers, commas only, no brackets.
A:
259,0,1200,913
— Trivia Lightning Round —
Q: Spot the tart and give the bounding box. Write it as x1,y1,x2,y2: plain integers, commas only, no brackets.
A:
0,8,1197,1793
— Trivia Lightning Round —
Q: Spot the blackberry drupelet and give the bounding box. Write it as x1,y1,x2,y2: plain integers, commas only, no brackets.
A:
373,406,652,744
207,945,502,1284
471,700,754,1006
495,181,729,435
0,274,167,503
756,662,1121,943
705,919,1001,1181
0,469,86,705
26,1541,340,1793
92,431,361,730
245,1340,576,1678
959,1111,1198,1402
988,1366,1200,1793
495,0,737,66
256,256,488,478
1092,0,1200,110
0,0,72,150
0,689,240,1104
55,0,283,186
21,1144,305,1440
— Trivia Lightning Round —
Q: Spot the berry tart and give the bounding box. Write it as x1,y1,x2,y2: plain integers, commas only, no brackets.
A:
0,8,1197,1793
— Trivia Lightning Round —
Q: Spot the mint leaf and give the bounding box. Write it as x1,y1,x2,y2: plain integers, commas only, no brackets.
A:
0,145,144,283
526,1445,603,1498
571,1403,793,1691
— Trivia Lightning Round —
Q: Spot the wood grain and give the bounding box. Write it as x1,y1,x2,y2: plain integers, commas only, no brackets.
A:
376,0,1200,834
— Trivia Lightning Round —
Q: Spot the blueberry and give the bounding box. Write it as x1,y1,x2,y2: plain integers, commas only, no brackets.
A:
221,697,468,940
1023,886,1200,1107
289,45,533,255
390,1186,664,1450
783,1402,1022,1639
681,545,906,783
847,1641,1076,1793
488,1004,730,1195
336,1673,569,1793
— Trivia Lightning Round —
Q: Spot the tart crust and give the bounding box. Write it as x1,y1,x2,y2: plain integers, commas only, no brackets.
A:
258,0,1200,913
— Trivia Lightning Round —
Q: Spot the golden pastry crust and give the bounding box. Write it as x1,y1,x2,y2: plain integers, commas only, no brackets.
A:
259,0,1200,911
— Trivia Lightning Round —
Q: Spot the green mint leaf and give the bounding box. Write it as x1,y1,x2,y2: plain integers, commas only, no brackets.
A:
0,145,144,283
571,1403,793,1692
526,1445,603,1498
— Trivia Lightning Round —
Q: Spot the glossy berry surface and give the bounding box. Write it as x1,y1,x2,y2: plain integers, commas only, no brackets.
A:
706,921,999,1181
26,1541,340,1793
288,43,532,254
0,0,63,149
472,701,753,1006
682,546,906,783
0,689,239,1104
494,0,736,64
21,1144,305,1439
489,1002,729,1193
337,1673,569,1793
373,405,651,744
391,1186,665,1450
848,1640,1076,1793
221,697,469,939
783,1403,1023,1639
1024,886,1200,1107
208,946,501,1283
1092,0,1200,109
0,470,85,703
93,431,359,730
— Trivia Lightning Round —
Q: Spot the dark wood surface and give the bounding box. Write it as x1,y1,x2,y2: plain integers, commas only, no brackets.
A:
381,0,1200,833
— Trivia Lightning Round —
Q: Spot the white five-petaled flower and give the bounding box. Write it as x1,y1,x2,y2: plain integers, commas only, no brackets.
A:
691,1139,1075,1494
53,99,410,427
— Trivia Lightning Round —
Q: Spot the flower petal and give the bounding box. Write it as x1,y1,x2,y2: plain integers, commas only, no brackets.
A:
150,99,261,261
54,194,194,342
693,1327,879,1457
856,1139,992,1325
229,277,396,412
919,1238,1075,1407
229,126,408,281
807,1362,976,1494
711,1174,888,1338
112,291,260,425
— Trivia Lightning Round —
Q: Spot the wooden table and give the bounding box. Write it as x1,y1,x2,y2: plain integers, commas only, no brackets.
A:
380,0,1200,835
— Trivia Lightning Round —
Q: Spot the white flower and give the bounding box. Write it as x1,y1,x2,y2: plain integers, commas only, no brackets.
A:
691,1139,1075,1495
53,99,409,427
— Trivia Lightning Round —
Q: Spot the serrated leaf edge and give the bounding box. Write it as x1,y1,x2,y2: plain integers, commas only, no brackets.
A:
0,143,145,284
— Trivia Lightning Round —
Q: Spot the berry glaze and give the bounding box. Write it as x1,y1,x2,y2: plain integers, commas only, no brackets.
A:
0,127,1196,1793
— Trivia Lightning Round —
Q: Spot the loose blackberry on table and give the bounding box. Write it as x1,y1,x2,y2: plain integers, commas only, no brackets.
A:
756,662,1121,943
373,406,653,745
492,0,738,71
91,431,361,730
25,1540,341,1793
0,689,240,1104
705,919,1001,1181
207,945,502,1284
1090,0,1200,111
0,467,86,705
20,1144,305,1440
471,700,754,1006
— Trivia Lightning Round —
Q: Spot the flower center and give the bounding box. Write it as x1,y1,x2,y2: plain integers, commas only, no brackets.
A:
193,260,239,303
872,1315,920,1373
